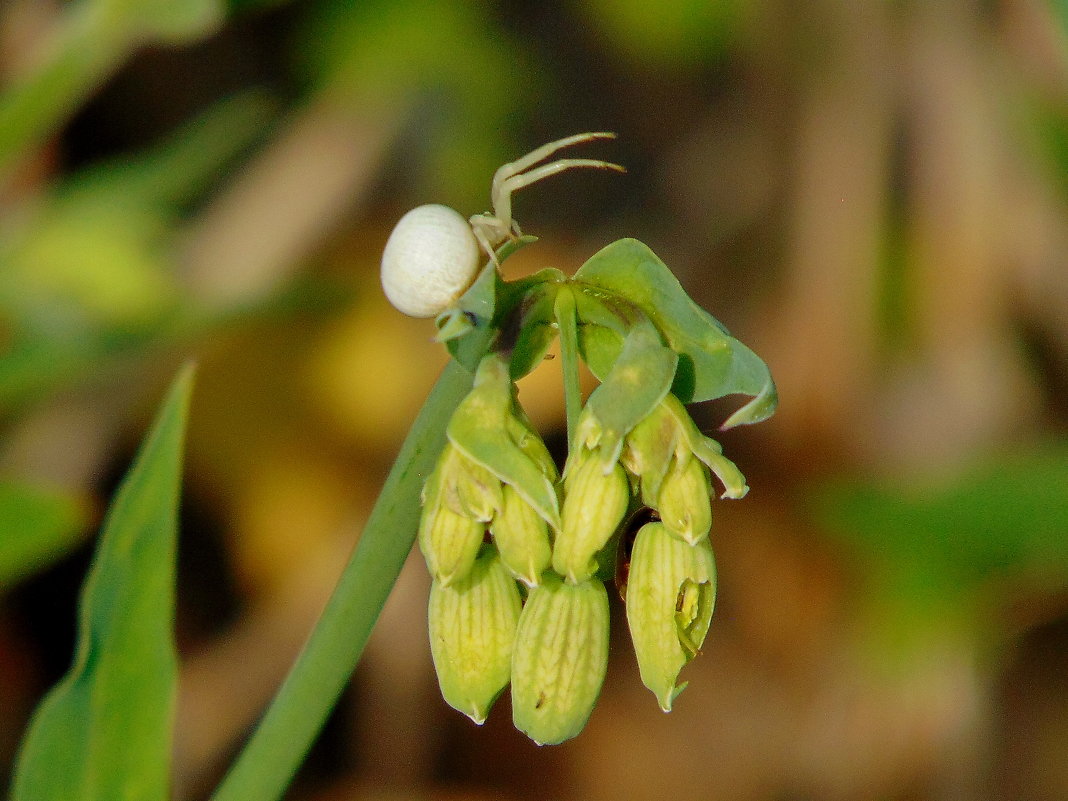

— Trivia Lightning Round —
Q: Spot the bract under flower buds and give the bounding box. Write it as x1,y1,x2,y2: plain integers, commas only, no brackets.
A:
447,355,560,529
511,573,610,745
429,548,522,723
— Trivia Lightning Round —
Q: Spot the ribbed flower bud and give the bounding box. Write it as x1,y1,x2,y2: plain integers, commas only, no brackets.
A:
507,412,559,483
418,500,485,587
625,522,716,711
418,446,488,586
552,449,630,583
428,548,522,724
490,483,552,587
511,574,610,745
620,398,678,506
448,452,502,523
656,455,712,545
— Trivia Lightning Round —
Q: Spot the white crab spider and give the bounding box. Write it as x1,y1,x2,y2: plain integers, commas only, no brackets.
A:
380,132,625,318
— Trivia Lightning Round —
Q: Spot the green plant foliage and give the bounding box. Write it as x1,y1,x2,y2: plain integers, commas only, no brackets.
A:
815,443,1068,586
812,443,1068,659
0,482,87,591
574,238,777,426
296,0,537,202
9,364,195,801
0,94,273,413
578,0,742,69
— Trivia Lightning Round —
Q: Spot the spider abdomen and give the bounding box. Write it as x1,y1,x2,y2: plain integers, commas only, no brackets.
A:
380,204,481,318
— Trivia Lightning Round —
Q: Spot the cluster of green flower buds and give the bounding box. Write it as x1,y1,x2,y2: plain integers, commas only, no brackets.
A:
420,358,753,742
411,237,777,745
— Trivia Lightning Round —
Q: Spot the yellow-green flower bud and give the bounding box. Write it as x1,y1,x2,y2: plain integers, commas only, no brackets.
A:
656,455,712,545
507,412,559,482
621,398,679,506
418,497,485,586
490,484,552,587
428,548,521,724
511,574,610,745
626,522,716,711
434,443,502,523
552,454,630,583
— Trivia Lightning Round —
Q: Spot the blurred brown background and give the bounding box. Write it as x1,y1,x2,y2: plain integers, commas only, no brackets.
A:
2,0,1067,799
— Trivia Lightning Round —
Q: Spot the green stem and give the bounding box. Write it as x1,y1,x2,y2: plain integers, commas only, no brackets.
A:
554,285,582,446
210,359,473,801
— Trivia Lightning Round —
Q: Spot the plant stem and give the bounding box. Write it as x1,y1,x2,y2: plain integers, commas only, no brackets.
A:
554,285,582,446
210,359,473,801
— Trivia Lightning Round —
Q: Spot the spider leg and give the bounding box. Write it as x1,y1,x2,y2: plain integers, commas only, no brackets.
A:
494,158,626,232
491,132,618,224
469,213,508,266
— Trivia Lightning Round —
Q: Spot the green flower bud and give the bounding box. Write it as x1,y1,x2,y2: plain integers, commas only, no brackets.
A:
490,484,552,587
511,574,610,745
433,443,502,523
553,452,630,583
626,522,716,711
418,490,485,586
507,409,559,482
451,456,502,523
620,397,679,506
656,455,712,546
428,548,521,724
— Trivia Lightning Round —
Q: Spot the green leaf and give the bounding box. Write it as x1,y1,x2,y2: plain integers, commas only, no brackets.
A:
0,482,88,591
574,238,777,426
10,364,195,801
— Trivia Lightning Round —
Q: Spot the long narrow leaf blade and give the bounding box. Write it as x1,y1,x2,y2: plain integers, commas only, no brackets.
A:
10,364,195,801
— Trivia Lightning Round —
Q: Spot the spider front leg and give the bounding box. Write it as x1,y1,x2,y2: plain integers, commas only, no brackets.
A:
493,158,625,238
489,132,618,214
468,132,625,266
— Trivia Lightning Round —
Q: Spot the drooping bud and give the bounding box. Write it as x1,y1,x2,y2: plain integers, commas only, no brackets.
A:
418,501,485,587
511,573,610,745
428,548,522,724
435,443,502,523
625,522,716,711
490,483,552,587
552,449,630,583
656,455,712,545
506,409,559,483
418,451,486,586
620,398,680,506
621,393,749,502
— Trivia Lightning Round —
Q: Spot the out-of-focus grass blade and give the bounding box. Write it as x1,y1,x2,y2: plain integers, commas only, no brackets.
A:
0,482,88,591
9,364,195,801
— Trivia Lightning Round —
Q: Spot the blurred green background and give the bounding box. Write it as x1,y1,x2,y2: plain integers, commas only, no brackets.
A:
2,0,1068,799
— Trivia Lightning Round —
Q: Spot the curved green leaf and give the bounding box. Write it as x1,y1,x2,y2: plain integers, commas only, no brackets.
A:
10,364,195,801
574,238,777,426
